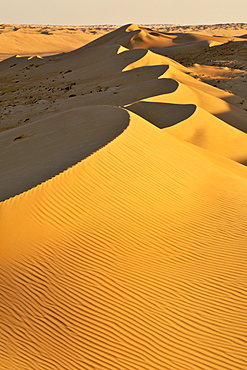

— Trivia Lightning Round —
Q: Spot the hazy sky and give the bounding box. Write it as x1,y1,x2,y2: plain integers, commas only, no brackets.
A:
1,0,247,26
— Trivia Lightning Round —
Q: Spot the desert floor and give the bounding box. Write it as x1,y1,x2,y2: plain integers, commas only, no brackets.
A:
1,23,247,370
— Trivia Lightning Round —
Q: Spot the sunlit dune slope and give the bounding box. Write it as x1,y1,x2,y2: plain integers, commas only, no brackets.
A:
1,112,247,370
1,23,247,370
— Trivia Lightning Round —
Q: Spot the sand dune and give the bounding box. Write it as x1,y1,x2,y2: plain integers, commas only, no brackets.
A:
127,102,247,163
0,106,129,200
1,23,247,370
0,24,111,60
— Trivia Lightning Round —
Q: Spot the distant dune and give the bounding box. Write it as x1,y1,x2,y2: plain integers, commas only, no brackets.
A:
0,24,116,61
1,23,247,370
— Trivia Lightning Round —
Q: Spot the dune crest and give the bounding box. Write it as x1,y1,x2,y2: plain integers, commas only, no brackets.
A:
1,23,247,370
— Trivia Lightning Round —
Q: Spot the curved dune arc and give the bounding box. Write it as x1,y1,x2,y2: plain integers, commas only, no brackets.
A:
122,50,247,129
1,112,247,369
126,101,196,128
0,105,130,201
124,24,230,50
122,49,189,72
142,79,247,133
66,45,149,75
47,49,177,100
124,50,246,124
34,47,149,84
157,61,243,101
165,105,247,163
125,102,247,163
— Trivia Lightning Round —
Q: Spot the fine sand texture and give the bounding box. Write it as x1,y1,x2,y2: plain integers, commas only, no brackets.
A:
1,23,247,370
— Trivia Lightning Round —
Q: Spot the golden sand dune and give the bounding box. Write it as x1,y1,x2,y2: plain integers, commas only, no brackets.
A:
1,23,247,370
127,24,244,46
127,102,247,163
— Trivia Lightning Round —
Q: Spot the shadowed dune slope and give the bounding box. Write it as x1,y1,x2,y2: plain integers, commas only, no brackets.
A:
0,106,129,201
1,112,247,370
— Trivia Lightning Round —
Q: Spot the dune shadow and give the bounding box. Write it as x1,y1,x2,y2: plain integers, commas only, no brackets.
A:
167,33,198,44
109,78,179,107
150,40,210,58
237,158,247,166
116,48,151,72
122,64,169,76
215,111,247,134
0,106,130,201
238,34,247,39
41,31,53,35
65,45,149,76
121,64,169,84
127,101,196,128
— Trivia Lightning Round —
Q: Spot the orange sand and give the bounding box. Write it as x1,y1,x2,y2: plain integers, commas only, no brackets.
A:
1,23,247,370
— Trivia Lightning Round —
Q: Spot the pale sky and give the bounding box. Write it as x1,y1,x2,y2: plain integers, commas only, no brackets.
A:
1,0,247,26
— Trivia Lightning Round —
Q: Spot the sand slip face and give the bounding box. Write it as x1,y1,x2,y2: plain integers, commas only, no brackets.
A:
1,24,247,370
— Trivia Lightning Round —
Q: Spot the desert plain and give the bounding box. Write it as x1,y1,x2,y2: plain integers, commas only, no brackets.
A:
0,22,247,370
